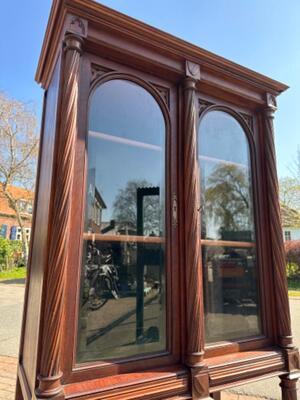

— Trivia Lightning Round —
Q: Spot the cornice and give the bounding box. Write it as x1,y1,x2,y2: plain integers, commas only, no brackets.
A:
36,0,289,96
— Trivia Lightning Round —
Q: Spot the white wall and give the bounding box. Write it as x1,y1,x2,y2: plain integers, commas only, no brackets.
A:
283,227,300,241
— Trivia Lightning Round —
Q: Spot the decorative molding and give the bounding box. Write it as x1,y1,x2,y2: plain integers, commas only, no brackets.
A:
208,349,286,387
263,107,293,349
35,33,83,399
64,369,189,400
241,112,254,131
151,83,170,108
185,61,201,81
91,64,113,83
266,92,277,111
66,15,88,38
182,76,205,368
198,99,214,115
191,367,210,400
286,348,300,373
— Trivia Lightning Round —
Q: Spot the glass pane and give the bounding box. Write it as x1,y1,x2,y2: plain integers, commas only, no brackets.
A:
198,110,261,342
77,80,166,363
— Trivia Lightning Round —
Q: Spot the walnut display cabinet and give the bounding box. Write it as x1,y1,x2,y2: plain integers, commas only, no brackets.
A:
16,1,300,399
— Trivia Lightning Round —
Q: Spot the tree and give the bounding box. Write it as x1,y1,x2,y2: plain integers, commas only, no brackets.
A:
0,92,39,264
204,164,252,236
113,180,161,236
279,176,300,211
288,146,300,184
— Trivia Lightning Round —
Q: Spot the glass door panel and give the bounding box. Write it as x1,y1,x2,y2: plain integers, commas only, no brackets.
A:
198,110,261,343
77,79,166,363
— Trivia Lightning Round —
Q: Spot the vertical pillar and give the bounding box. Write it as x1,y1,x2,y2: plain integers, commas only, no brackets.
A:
182,61,210,400
35,29,85,399
136,188,144,341
280,375,299,400
263,93,299,399
263,93,293,349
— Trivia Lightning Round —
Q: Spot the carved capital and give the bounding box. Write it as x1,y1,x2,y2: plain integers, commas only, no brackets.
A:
186,60,201,81
266,92,277,111
280,335,295,349
191,367,210,400
66,15,88,38
64,33,84,55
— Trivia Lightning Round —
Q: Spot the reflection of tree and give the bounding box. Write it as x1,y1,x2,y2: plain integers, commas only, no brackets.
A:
204,164,252,233
113,180,161,235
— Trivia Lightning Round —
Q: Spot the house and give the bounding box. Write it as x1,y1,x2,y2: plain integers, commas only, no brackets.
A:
0,185,34,241
281,203,300,241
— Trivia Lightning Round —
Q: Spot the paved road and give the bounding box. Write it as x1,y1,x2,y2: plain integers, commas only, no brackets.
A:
0,282,24,358
0,282,299,399
229,297,300,399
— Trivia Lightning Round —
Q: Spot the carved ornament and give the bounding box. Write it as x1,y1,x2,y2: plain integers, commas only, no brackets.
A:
66,15,88,38
186,60,201,81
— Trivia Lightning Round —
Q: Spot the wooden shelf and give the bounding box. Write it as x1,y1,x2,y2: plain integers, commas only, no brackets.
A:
83,232,164,244
83,234,254,248
201,239,255,248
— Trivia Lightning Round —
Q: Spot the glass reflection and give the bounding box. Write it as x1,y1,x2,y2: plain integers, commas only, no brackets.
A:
198,110,261,342
77,80,166,363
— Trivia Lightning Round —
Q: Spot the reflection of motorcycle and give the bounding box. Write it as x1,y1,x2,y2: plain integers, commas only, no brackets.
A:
83,242,120,310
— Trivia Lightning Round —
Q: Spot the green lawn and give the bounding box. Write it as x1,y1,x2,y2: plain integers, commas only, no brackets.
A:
0,267,27,281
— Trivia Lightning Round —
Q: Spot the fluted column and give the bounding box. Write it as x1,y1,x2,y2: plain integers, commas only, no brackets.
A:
35,32,84,399
263,93,293,349
182,61,209,400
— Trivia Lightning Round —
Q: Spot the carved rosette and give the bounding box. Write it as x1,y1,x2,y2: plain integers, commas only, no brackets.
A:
263,94,293,349
36,33,84,399
182,61,205,368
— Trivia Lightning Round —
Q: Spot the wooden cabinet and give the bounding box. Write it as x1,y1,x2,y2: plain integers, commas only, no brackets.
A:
16,1,299,399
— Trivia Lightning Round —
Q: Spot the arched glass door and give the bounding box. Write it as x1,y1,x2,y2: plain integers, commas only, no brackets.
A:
198,110,261,343
77,79,166,363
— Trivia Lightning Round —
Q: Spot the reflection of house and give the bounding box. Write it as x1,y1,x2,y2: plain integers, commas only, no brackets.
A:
0,186,33,240
88,187,106,233
281,204,300,241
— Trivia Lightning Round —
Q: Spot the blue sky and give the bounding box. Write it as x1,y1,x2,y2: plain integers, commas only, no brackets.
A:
1,0,299,177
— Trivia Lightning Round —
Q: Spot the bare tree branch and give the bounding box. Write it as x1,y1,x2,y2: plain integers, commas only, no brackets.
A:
0,92,39,264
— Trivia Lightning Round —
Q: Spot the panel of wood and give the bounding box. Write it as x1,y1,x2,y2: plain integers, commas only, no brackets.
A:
206,348,286,388
64,367,189,400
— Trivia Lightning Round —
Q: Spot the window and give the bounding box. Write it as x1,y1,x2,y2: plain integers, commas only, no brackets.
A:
18,199,33,214
77,79,166,363
198,110,261,343
284,231,291,241
16,227,31,241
